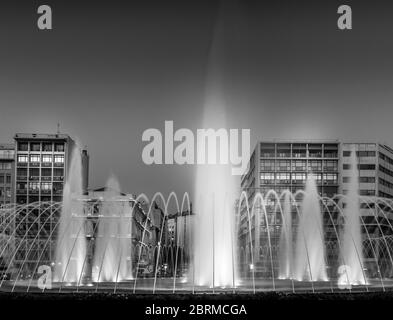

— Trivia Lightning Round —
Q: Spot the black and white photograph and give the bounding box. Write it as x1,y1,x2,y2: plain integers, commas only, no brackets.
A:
0,0,393,317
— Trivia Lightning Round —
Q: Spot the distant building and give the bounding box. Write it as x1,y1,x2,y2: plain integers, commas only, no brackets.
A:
12,133,89,270
239,141,340,275
239,140,393,277
14,133,89,205
0,143,15,207
84,187,169,278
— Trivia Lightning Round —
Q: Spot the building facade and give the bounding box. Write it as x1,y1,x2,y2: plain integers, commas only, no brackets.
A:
239,141,340,276
0,144,15,208
12,133,89,270
239,140,393,278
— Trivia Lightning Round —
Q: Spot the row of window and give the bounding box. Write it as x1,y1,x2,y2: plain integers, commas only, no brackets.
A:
0,175,12,184
379,165,393,178
260,173,338,184
17,154,64,164
261,151,338,158
343,164,376,170
260,160,338,171
379,191,393,199
342,189,375,196
0,188,11,197
342,176,376,183
343,151,376,157
379,152,393,166
256,186,338,198
379,177,393,189
0,163,12,170
16,168,64,177
18,142,65,152
17,182,63,192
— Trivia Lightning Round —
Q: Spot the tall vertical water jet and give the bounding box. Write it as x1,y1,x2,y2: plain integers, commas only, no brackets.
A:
294,175,328,281
340,147,366,285
54,146,86,282
193,1,238,288
278,192,293,279
93,175,132,282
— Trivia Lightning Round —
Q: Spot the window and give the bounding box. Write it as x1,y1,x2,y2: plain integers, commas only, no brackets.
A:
260,160,275,171
359,164,375,170
261,173,275,184
0,163,11,170
5,188,10,198
30,143,40,151
276,160,291,171
292,160,306,171
0,175,4,184
41,168,52,177
18,155,28,163
323,173,338,184
29,168,39,178
360,190,375,196
41,182,52,191
292,173,306,184
42,143,52,151
17,183,27,190
30,154,40,163
54,155,64,164
324,160,337,171
276,173,291,184
42,155,52,163
55,143,65,152
5,175,11,184
308,160,322,172
29,182,40,191
18,142,28,151
359,177,375,183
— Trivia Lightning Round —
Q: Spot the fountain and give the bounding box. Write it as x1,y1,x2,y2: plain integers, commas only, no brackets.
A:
93,176,133,282
192,1,238,288
294,175,328,282
53,147,86,283
278,191,293,279
340,147,367,285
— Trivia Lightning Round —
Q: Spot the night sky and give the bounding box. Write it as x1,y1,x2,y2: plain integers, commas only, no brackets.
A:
0,0,393,197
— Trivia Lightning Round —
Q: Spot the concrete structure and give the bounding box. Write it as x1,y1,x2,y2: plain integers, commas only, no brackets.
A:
0,144,15,208
239,140,393,277
12,133,89,267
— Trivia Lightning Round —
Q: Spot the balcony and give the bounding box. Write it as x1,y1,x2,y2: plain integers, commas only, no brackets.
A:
29,189,39,194
17,176,27,181
41,162,52,167
309,152,322,158
53,176,64,181
29,162,40,167
29,176,40,181
41,176,52,181
41,189,51,194
17,162,27,167
54,163,64,167
53,189,63,195
16,189,27,195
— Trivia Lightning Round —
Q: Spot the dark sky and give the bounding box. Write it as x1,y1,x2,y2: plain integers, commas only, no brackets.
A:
0,0,393,197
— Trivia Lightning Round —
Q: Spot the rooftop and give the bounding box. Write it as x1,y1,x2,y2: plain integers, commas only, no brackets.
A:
14,133,71,141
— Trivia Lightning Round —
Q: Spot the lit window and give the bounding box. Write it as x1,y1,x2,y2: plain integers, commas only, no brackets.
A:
18,155,28,163
55,143,65,152
42,155,52,163
54,155,64,163
30,154,40,163
41,182,52,190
